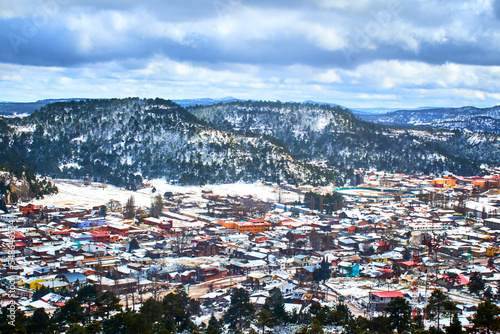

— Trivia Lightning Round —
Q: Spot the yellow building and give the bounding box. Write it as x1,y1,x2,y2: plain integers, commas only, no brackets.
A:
431,177,456,187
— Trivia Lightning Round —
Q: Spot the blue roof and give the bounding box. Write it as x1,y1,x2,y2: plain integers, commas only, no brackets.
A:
60,273,87,283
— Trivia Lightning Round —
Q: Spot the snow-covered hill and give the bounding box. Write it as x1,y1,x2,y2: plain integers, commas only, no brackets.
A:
358,105,500,134
2,98,500,188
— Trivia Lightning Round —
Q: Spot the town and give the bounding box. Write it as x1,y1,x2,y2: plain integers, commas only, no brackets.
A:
2,169,500,333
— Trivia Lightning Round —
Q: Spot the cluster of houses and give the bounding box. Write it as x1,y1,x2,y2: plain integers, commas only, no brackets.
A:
1,170,500,328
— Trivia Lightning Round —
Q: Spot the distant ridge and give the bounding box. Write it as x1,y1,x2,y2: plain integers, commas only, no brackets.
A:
357,105,500,134
302,100,345,109
172,96,242,107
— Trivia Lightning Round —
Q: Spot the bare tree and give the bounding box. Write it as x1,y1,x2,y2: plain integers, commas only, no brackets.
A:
309,230,322,251
107,199,122,212
171,227,193,257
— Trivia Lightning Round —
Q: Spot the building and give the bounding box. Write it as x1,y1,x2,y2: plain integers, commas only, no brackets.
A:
368,291,405,311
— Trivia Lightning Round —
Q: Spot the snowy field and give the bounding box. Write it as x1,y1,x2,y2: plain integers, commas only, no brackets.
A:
335,188,394,198
29,179,302,209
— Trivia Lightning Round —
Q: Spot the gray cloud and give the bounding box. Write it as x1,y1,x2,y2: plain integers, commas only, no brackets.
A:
0,0,499,108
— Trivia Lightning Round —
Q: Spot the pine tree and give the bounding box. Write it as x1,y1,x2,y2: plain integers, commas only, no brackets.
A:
468,272,485,296
425,289,452,332
206,314,222,334
445,313,463,334
263,287,287,325
471,300,500,334
256,309,274,334
26,308,57,334
385,297,411,334
223,288,255,330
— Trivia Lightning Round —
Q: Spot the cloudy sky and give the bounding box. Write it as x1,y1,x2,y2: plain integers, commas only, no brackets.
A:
1,0,499,108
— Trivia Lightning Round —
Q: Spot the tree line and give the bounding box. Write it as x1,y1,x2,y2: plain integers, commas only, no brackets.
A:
2,285,500,334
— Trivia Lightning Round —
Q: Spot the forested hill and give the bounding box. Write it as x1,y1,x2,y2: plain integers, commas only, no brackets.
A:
358,105,500,134
1,98,499,188
189,101,498,177
1,98,334,189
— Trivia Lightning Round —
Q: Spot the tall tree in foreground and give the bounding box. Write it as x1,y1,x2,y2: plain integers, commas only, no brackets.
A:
385,297,411,334
76,285,99,324
26,308,56,334
445,313,462,334
256,308,274,334
206,314,222,334
224,288,255,331
425,289,452,333
470,299,500,334
52,298,85,329
263,287,287,325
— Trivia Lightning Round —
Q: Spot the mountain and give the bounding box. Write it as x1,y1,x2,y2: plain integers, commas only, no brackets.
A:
171,97,242,107
351,107,399,115
1,98,333,188
2,98,499,188
301,100,346,109
188,101,500,177
0,101,49,117
357,105,500,134
0,97,241,117
0,99,98,117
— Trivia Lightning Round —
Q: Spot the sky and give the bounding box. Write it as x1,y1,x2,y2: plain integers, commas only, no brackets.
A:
0,0,500,109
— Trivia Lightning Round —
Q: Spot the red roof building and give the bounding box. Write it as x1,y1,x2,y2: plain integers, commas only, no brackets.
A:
369,291,405,311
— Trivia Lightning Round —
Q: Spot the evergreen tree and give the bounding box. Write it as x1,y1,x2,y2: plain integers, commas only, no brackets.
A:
150,194,164,217
313,258,331,283
65,324,86,334
84,321,102,334
138,298,163,330
98,205,107,218
128,238,141,253
95,291,121,319
392,261,402,278
468,272,485,296
263,287,287,325
161,289,197,333
101,310,134,334
445,313,463,334
484,286,494,300
385,297,411,334
0,305,27,334
425,289,452,333
52,298,85,328
206,315,222,334
223,288,255,330
76,285,99,324
471,300,500,334
26,308,56,334
256,309,274,334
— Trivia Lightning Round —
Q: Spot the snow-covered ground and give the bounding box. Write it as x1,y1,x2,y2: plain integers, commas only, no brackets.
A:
29,179,301,209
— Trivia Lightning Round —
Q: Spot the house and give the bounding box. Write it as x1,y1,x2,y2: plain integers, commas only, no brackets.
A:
337,262,360,277
368,291,405,311
56,272,88,286
296,265,320,282
247,272,273,289
436,274,469,290
19,204,40,217
90,231,117,243
294,254,310,267
197,265,228,282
